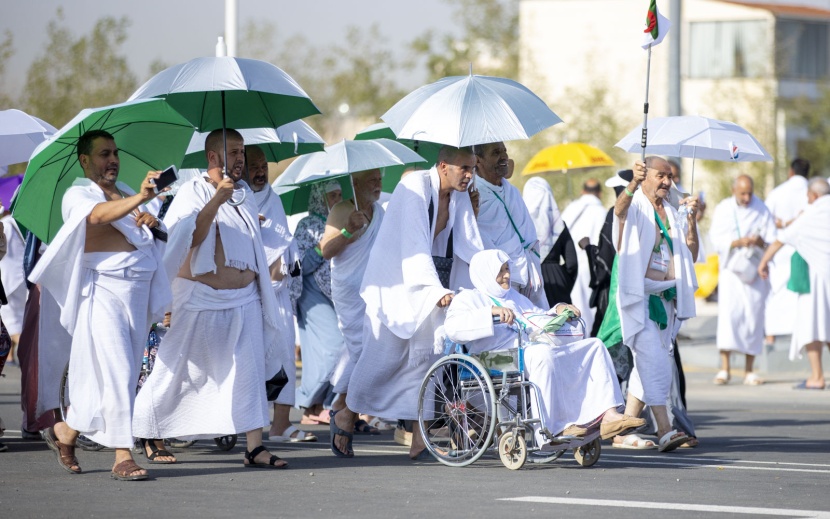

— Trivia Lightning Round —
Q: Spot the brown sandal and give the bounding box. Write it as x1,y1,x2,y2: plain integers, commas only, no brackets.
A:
111,459,148,481
43,426,81,474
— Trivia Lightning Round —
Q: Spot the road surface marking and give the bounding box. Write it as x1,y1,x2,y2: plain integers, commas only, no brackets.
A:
498,497,830,517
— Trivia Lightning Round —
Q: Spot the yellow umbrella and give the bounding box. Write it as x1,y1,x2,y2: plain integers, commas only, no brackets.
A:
521,142,614,175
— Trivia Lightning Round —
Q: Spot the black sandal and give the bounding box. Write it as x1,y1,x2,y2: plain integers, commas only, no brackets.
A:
244,445,288,469
141,438,176,464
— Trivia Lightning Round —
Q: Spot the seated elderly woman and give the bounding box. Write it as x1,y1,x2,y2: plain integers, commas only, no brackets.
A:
444,249,643,443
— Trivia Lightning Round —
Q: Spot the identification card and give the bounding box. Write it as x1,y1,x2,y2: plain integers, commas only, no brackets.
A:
649,242,670,273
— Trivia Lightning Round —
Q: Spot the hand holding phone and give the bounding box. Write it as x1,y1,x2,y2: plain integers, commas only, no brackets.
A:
152,165,179,194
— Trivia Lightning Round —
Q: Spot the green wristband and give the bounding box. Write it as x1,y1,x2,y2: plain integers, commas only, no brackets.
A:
340,228,353,239
625,187,635,197
314,246,323,257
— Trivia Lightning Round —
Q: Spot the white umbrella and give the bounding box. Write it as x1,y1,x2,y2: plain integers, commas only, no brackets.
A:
291,139,426,185
181,120,325,168
381,74,562,147
615,115,772,162
288,139,427,211
0,109,58,167
615,115,772,192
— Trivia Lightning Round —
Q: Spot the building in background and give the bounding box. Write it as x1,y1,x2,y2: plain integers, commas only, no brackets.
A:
520,0,830,197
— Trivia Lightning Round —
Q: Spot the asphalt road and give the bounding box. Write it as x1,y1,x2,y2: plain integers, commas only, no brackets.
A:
1,366,829,519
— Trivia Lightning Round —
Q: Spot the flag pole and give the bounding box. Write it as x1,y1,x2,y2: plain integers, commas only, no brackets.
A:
640,44,653,164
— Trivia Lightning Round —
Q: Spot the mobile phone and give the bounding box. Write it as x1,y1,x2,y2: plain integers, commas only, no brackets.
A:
153,165,179,194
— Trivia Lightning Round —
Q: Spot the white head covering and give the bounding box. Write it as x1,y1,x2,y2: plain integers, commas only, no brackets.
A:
522,177,563,259
469,249,510,299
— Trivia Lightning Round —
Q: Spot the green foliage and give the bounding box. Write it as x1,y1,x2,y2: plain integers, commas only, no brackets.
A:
239,20,411,119
410,0,519,81
507,79,636,207
0,31,14,110
788,85,830,177
20,9,137,127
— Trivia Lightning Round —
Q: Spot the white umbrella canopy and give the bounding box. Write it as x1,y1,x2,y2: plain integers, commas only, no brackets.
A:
180,120,325,168
381,74,562,147
290,138,427,185
0,109,58,167
128,56,320,132
615,115,772,163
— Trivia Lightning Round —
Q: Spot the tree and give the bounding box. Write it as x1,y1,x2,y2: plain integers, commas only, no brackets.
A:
788,86,830,177
410,0,519,81
0,31,14,110
20,9,137,127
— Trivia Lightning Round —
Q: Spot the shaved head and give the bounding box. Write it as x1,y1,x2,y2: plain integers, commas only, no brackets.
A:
732,174,754,206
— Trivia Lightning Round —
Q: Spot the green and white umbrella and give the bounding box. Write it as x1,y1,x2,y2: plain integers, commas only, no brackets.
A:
181,120,325,169
273,139,427,215
11,98,195,243
354,122,441,193
129,56,320,132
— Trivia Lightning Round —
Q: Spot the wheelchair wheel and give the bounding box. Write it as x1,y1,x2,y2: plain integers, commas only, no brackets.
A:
574,438,601,467
214,435,237,451
417,354,497,468
498,429,527,470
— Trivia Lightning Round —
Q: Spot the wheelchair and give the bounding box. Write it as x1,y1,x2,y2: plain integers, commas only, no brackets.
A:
416,317,601,470
59,323,237,453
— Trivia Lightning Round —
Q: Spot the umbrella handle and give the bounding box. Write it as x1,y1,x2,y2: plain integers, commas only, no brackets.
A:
227,187,246,206
222,168,247,206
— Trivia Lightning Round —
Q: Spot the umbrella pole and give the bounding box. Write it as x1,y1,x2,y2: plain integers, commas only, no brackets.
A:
350,173,359,212
222,90,228,178
691,146,696,194
640,45,653,164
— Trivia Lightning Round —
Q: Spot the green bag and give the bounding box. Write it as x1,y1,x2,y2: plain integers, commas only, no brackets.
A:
787,251,810,294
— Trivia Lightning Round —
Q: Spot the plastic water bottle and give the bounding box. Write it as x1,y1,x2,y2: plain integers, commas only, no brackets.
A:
676,204,690,238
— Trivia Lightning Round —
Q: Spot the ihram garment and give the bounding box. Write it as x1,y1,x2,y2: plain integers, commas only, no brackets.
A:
291,182,344,409
709,194,776,356
763,175,808,336
30,179,170,448
254,185,298,406
346,167,482,420
476,176,545,307
330,200,384,394
133,176,285,439
614,191,696,406
778,195,830,360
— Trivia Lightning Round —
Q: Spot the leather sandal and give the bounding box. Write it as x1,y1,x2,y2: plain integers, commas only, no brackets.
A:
141,438,176,464
111,459,148,481
244,445,288,469
43,426,81,474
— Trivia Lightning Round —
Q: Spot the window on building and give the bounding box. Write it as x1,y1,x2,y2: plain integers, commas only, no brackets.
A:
776,20,830,80
689,21,769,78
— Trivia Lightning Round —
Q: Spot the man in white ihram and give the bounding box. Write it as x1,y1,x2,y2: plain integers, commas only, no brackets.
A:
243,145,312,443
709,175,776,386
320,169,385,428
759,177,830,390
133,129,291,469
328,146,482,459
763,158,810,346
561,178,607,334
31,129,171,480
473,141,546,307
612,157,699,452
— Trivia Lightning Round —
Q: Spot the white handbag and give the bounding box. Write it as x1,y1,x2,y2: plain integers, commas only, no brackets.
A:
726,245,763,284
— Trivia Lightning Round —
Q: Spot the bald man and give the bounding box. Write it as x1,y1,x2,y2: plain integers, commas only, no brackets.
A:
562,178,607,333
709,175,776,385
759,177,830,389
